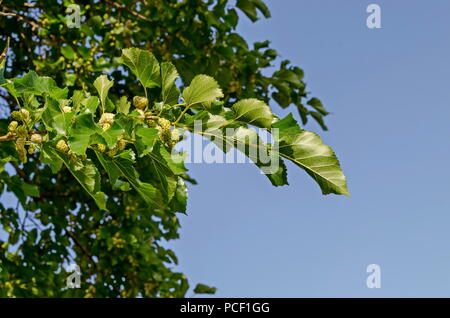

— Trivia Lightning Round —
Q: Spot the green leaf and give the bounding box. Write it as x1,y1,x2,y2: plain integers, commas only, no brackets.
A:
7,176,40,205
151,142,187,175
101,122,124,148
161,62,180,105
120,48,161,88
187,113,287,186
232,98,273,128
41,96,74,135
68,113,101,155
272,114,349,196
193,283,217,295
182,75,223,107
61,45,75,60
93,75,114,112
43,144,106,210
135,127,159,157
236,0,271,22
230,126,287,186
39,147,63,173
13,71,68,100
307,97,329,116
117,96,130,114
169,178,188,213
82,96,100,114
95,150,159,207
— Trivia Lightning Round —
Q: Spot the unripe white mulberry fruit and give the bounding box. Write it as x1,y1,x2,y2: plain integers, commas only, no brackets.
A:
96,144,106,153
133,96,148,109
8,121,18,132
170,129,180,142
99,113,114,125
30,133,43,143
63,106,72,113
56,139,69,153
20,109,30,120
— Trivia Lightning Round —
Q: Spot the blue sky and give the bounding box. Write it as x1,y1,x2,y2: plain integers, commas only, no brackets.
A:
169,0,450,297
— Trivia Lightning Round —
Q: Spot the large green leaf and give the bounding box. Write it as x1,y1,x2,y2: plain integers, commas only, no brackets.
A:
117,96,130,115
135,127,159,157
101,122,124,148
120,48,161,88
182,75,223,107
161,62,180,105
272,114,349,196
93,75,113,112
185,112,287,186
41,96,74,135
68,113,102,155
232,98,273,128
13,71,68,100
96,150,159,207
43,144,106,210
236,0,271,22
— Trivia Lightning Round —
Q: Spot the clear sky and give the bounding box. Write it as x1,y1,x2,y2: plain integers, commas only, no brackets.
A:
168,0,450,297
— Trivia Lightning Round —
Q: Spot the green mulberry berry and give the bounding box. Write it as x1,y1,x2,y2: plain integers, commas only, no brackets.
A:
133,96,148,109
8,121,18,132
96,144,106,153
28,144,37,155
20,109,30,122
11,111,21,121
15,137,27,162
16,125,28,138
68,150,77,163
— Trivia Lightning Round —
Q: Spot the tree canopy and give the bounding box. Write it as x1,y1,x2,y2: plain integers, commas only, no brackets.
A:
0,0,348,297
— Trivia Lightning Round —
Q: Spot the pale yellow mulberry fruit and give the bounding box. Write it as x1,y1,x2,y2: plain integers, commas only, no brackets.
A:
30,133,43,143
8,121,18,132
56,139,69,153
133,96,148,109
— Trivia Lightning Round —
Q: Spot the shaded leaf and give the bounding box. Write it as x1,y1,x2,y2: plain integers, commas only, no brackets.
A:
43,144,106,209
193,283,217,295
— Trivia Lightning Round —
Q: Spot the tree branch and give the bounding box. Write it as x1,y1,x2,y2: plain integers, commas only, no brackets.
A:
104,0,151,22
0,130,47,142
11,161,27,180
0,11,40,31
66,230,98,270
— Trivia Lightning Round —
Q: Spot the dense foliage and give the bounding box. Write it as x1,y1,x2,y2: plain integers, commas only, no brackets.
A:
0,1,348,297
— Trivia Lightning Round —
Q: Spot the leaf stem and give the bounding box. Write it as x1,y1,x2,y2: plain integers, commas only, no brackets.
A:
174,105,190,125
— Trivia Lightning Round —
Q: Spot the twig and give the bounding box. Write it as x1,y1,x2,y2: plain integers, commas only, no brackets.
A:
0,11,40,31
104,0,151,22
0,37,9,63
0,130,47,142
66,230,98,270
11,161,27,180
